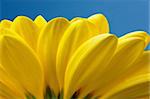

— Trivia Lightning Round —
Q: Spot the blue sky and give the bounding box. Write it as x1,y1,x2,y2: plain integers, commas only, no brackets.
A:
0,0,149,38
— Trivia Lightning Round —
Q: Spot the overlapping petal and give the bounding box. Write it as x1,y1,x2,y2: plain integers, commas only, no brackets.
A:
11,16,39,49
78,35,146,98
0,64,25,99
93,38,145,97
37,17,70,96
119,31,150,47
56,19,100,90
101,73,150,99
88,14,109,33
64,34,117,98
0,31,44,99
70,17,85,23
100,51,150,99
0,14,149,99
0,27,19,37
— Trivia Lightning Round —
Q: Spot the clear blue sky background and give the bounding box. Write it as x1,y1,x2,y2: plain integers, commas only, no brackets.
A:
0,0,149,38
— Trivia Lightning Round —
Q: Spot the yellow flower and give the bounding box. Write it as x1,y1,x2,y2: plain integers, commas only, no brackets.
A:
0,14,149,99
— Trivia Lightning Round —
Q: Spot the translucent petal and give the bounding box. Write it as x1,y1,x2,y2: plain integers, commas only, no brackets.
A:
0,34,44,99
64,34,117,98
56,19,99,90
37,17,69,95
88,14,109,33
11,16,39,49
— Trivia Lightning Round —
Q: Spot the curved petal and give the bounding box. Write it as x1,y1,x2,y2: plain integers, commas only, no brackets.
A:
0,20,12,29
89,37,145,98
119,31,150,47
124,51,150,76
64,34,117,98
56,19,99,90
88,14,109,34
78,36,146,98
91,51,150,98
101,73,150,99
37,17,69,95
0,34,44,99
11,16,39,49
34,15,47,30
70,17,85,23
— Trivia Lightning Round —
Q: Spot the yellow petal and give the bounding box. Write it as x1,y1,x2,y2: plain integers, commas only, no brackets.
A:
0,27,19,37
70,17,85,23
126,51,150,76
56,19,99,90
101,73,150,99
119,31,150,47
64,34,117,98
0,95,8,99
88,14,109,33
91,37,145,97
0,20,12,28
34,15,47,30
11,16,39,49
108,37,145,75
37,17,69,95
0,64,25,99
148,35,150,43
0,34,44,99
0,82,26,99
0,83,18,99
94,51,150,98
